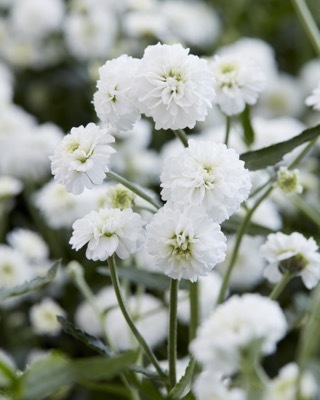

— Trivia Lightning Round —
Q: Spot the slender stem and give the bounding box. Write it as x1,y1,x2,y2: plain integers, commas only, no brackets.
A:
168,279,179,388
269,272,292,301
106,171,161,210
291,0,320,56
288,137,318,169
217,185,274,304
189,282,199,341
108,255,169,388
173,129,189,148
291,194,320,228
249,177,273,199
224,115,231,146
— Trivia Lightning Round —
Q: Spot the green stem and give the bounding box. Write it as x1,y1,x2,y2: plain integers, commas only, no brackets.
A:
189,282,199,341
291,194,320,228
269,272,292,301
106,171,161,210
217,185,273,304
168,279,179,388
173,129,189,148
288,137,318,169
291,0,320,56
108,255,169,389
224,115,231,146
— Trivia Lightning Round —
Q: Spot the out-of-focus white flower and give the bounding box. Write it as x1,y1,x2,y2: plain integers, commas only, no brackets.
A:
105,293,168,350
175,272,222,324
161,139,251,223
0,245,31,287
135,43,215,130
209,54,266,116
0,176,23,200
70,207,145,261
264,363,318,400
190,294,287,374
0,62,13,103
299,58,320,96
51,123,115,195
305,82,320,111
193,371,246,400
64,9,117,61
123,10,167,39
33,181,95,229
95,184,135,210
10,0,64,40
260,232,320,289
6,229,49,263
29,298,66,336
0,123,63,182
256,73,304,118
216,235,265,291
160,1,221,49
93,55,141,132
75,286,118,337
217,37,278,82
145,204,226,282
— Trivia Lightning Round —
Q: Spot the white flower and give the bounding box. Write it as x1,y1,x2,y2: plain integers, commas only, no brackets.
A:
51,123,115,195
0,176,23,200
29,298,66,336
260,232,320,289
161,139,252,223
208,54,266,115
0,245,32,288
105,293,168,351
276,166,303,194
6,229,48,263
264,363,318,400
93,55,141,132
190,294,287,374
95,183,135,210
193,371,246,400
70,207,145,261
305,82,320,111
145,204,226,282
135,42,215,130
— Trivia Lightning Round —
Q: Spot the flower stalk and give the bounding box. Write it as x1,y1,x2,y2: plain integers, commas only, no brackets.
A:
168,279,179,388
269,272,292,300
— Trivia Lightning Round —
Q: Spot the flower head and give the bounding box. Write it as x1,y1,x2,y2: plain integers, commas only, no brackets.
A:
305,82,320,111
190,293,287,375
93,55,141,132
276,166,303,194
260,232,320,289
145,204,226,282
30,298,66,336
135,43,215,130
161,139,251,223
70,207,145,261
209,54,266,115
51,123,115,195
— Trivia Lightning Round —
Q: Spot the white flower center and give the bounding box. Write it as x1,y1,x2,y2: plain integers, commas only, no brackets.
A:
169,231,192,260
202,165,215,188
218,61,239,88
161,69,186,105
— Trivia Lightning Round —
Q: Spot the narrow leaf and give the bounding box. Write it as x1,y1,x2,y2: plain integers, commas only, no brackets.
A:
240,124,320,170
0,261,59,301
57,316,114,357
168,358,195,399
98,266,188,290
181,392,196,400
241,105,255,146
222,215,274,236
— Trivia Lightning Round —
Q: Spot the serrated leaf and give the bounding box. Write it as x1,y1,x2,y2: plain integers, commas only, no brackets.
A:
57,316,115,357
168,358,195,400
241,105,255,146
240,124,320,170
98,266,188,290
0,261,59,301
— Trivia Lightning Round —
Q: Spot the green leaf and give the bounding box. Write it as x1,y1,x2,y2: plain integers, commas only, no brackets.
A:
241,105,255,146
72,351,139,384
98,266,188,290
181,391,196,400
0,261,59,301
222,215,274,236
21,350,139,400
22,352,72,400
168,358,195,399
240,124,320,170
57,316,115,357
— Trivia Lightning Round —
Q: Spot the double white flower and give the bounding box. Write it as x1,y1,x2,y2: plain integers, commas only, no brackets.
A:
51,123,115,195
